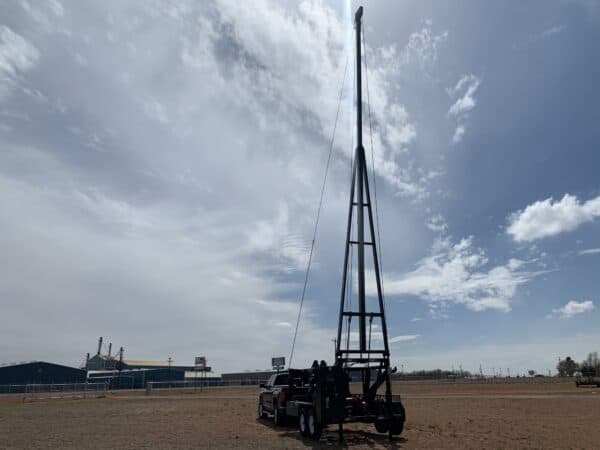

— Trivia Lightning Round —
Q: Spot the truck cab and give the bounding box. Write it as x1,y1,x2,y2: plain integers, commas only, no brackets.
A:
258,372,289,425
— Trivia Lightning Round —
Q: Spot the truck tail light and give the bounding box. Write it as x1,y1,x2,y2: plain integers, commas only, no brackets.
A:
279,391,287,403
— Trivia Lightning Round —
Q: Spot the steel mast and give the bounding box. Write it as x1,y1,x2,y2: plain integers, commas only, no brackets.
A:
335,5,392,403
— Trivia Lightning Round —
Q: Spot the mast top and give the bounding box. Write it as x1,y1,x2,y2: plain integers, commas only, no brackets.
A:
355,6,363,24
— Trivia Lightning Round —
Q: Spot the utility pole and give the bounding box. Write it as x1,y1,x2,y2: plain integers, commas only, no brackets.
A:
118,347,124,390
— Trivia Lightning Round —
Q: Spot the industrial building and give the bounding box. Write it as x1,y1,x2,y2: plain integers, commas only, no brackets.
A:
83,337,200,388
0,361,86,385
85,337,194,372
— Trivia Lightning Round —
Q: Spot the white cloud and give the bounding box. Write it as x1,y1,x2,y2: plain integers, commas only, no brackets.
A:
507,194,600,242
363,20,448,198
399,21,448,76
448,75,480,116
447,74,480,144
409,317,422,322
426,214,447,233
245,204,310,273
579,248,600,255
389,334,420,343
378,237,539,313
551,300,595,319
539,25,566,39
452,124,465,144
0,26,39,99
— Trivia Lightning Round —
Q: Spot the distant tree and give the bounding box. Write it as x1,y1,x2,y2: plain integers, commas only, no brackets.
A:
557,356,579,377
528,369,536,377
585,352,599,370
565,357,578,376
557,359,566,377
580,352,599,377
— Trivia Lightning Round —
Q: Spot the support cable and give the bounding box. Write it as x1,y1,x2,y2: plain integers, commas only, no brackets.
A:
362,20,386,311
289,58,349,368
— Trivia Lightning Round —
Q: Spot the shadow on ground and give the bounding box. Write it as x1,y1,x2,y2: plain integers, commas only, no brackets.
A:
257,417,406,448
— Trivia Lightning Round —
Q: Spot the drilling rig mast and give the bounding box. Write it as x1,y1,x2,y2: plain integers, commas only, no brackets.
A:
335,5,394,407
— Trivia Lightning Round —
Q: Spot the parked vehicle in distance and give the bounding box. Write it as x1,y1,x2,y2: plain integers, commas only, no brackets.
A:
576,366,600,387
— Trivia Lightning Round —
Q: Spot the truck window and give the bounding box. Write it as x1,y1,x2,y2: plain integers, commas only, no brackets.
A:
267,375,276,388
274,374,289,386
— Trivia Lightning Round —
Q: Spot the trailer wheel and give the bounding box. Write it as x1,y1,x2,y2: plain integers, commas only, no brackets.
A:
273,404,285,426
298,409,309,436
390,416,404,435
307,409,322,440
258,400,267,419
375,419,388,433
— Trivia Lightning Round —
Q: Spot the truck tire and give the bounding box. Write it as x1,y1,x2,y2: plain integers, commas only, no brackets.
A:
273,404,285,426
299,409,309,436
258,400,268,419
307,409,322,440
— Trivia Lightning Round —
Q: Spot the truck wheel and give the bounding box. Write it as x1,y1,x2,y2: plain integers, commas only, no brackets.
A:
258,400,267,419
273,404,285,426
307,409,322,440
298,409,309,436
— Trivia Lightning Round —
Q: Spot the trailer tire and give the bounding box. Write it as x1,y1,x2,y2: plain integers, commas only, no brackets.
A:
307,409,322,440
273,404,285,426
299,409,309,436
390,416,404,435
258,400,268,419
375,419,388,433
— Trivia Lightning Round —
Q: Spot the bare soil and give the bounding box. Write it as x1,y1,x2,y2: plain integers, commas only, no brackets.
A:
1,381,598,449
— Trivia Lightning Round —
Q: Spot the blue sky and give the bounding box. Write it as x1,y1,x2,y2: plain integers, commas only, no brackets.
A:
0,0,598,374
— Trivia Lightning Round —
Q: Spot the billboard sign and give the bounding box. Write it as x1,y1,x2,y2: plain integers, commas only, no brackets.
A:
271,356,285,370
195,356,207,370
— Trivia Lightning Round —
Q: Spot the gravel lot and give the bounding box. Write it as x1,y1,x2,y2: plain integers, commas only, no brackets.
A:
1,381,598,449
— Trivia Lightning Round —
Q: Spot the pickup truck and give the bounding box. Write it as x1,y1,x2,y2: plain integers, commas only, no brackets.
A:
257,372,291,425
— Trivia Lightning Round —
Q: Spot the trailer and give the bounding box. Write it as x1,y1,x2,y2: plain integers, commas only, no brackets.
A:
279,365,404,440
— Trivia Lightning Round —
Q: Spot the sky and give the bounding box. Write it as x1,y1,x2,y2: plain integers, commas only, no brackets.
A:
1,0,599,376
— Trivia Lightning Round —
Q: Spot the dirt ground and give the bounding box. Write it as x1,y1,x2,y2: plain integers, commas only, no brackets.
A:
1,381,599,449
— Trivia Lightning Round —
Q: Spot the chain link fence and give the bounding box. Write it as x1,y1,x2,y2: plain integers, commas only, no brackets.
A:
23,382,108,402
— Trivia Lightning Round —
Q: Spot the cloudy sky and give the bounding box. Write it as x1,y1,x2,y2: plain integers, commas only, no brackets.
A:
1,0,599,375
